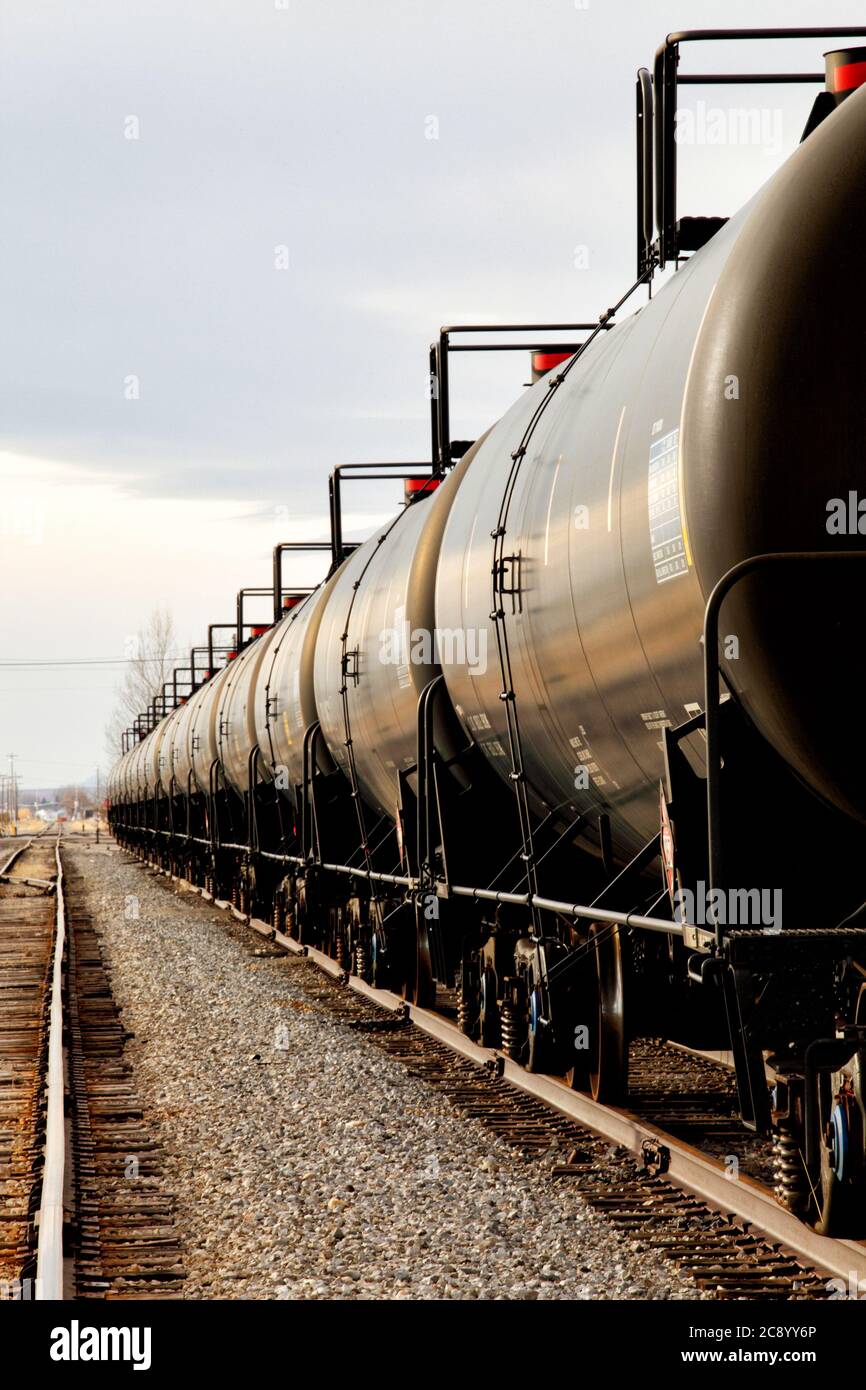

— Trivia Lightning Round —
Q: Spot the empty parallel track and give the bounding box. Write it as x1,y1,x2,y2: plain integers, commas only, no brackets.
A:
0,833,184,1300
0,832,62,1297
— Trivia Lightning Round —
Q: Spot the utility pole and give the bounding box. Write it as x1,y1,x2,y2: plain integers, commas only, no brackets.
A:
95,766,100,844
7,755,17,835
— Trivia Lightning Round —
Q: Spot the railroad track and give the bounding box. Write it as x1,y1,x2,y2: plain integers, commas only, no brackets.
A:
118,844,866,1302
0,832,184,1300
0,832,58,1297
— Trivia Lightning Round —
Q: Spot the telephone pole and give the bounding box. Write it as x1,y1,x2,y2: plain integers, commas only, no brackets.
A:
7,755,18,834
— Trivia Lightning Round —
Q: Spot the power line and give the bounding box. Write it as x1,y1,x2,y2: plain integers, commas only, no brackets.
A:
0,687,120,694
0,654,195,668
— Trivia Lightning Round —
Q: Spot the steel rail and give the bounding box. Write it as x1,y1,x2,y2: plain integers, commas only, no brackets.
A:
35,836,66,1300
0,836,35,877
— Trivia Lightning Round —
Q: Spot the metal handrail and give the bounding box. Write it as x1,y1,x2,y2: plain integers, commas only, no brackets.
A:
109,822,687,938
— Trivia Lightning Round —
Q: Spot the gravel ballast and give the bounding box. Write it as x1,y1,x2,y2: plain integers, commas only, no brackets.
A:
67,842,701,1301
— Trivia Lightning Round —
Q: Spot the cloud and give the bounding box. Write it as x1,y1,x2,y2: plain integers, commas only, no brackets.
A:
0,0,833,781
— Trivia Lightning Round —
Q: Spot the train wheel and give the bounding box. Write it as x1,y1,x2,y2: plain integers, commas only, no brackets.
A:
369,931,388,988
526,986,551,1073
585,923,628,1105
413,919,436,1008
294,883,313,945
479,966,500,1048
815,984,866,1236
399,920,416,1001
565,964,594,1091
815,1090,866,1236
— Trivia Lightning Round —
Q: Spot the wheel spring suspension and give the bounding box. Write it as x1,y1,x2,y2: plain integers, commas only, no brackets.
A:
500,1003,521,1061
773,1119,809,1214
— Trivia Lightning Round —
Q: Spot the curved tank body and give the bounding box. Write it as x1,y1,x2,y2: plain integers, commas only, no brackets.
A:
143,720,171,797
129,736,149,802
157,704,185,794
189,662,235,794
255,576,341,806
124,739,138,801
313,463,472,821
170,682,209,794
435,85,866,862
119,745,132,802
216,626,281,795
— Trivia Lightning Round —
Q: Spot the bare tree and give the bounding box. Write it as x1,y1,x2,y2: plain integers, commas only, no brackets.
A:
105,607,178,760
57,786,94,817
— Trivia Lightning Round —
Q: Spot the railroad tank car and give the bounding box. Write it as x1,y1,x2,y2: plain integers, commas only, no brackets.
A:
254,582,338,797
216,624,281,795
108,32,866,1237
189,661,234,796
436,81,866,855
169,679,208,795
312,450,478,822
158,703,185,795
128,735,148,802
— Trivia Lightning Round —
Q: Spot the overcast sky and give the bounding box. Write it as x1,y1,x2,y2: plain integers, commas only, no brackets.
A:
0,0,858,789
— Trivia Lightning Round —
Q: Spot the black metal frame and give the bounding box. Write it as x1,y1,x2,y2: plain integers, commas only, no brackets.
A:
235,588,275,649
207,623,247,677
328,461,434,568
272,543,330,622
431,324,610,473
639,28,866,272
